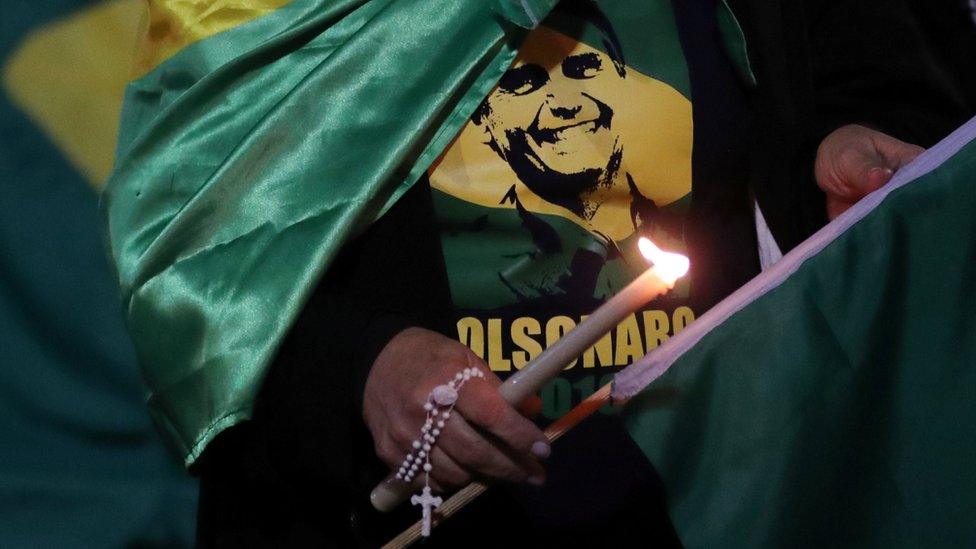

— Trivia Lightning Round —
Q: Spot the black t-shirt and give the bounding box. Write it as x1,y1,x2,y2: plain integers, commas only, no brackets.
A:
196,0,761,546
419,0,759,540
429,0,758,423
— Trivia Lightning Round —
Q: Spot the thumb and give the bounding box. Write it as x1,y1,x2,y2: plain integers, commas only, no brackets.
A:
462,353,540,416
820,147,892,220
873,132,925,172
861,165,895,194
844,131,925,197
833,144,893,200
517,395,543,418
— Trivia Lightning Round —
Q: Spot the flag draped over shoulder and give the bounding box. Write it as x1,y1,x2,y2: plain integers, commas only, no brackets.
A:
103,0,557,466
614,117,976,547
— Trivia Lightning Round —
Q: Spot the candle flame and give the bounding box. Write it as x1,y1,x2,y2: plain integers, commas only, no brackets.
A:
638,237,690,285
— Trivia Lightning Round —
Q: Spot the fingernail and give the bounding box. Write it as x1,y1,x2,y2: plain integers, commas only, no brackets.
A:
531,441,551,459
527,475,546,486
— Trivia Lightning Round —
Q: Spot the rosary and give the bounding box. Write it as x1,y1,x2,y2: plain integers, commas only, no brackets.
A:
397,367,485,537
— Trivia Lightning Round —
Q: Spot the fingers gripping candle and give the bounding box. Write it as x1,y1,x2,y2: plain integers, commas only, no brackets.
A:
370,238,689,513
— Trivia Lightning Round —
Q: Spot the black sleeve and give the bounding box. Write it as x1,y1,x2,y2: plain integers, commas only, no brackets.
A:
908,0,976,111
255,175,455,486
195,178,454,546
734,0,970,254
804,0,970,146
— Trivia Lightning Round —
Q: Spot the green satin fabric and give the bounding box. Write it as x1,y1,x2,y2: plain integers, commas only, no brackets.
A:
103,0,552,465
495,0,560,28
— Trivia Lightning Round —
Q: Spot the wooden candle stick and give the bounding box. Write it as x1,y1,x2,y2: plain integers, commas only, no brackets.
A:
381,383,618,549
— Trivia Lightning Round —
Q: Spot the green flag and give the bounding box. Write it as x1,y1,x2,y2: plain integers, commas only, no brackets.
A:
614,117,976,547
1,0,195,545
103,0,558,465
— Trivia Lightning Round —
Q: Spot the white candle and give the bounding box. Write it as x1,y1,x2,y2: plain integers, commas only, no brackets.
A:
499,238,689,403
371,237,689,512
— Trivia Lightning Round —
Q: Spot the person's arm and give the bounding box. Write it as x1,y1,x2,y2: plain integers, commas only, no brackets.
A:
200,177,548,501
194,178,462,544
251,178,461,492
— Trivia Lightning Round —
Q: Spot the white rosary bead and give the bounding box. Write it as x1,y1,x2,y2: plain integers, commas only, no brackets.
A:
432,384,458,406
401,370,481,533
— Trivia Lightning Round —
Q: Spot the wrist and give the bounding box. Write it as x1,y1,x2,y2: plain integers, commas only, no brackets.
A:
352,314,418,413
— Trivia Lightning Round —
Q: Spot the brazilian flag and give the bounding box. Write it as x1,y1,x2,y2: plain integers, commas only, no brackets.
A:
101,1,976,545
104,0,559,465
615,117,976,547
1,1,195,545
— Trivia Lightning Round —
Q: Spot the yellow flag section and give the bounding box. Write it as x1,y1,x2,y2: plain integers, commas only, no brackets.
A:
2,0,295,188
429,25,693,243
2,0,142,188
133,0,293,78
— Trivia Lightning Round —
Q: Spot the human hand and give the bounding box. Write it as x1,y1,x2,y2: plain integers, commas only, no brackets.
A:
815,124,924,220
363,327,549,493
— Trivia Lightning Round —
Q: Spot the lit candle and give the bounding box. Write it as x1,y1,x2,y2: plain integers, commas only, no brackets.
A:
371,237,689,512
499,238,689,403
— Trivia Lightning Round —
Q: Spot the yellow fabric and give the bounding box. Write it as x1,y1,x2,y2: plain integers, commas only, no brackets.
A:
133,0,293,78
430,26,693,243
2,0,142,188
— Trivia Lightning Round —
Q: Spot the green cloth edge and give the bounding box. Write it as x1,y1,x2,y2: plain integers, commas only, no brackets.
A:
104,0,543,467
622,123,976,546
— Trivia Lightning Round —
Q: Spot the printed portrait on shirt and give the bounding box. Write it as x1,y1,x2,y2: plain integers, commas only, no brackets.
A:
430,7,692,245
429,1,694,309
